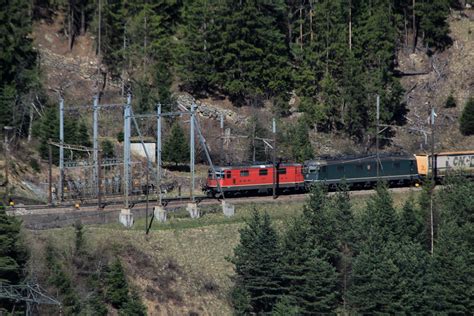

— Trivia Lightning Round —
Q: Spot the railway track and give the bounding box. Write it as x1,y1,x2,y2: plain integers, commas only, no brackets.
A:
11,186,423,217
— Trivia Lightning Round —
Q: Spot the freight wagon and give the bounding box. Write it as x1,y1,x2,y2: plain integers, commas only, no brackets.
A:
303,155,420,188
415,151,474,179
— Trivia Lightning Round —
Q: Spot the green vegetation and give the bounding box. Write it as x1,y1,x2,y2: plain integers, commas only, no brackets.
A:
163,122,189,166
230,178,473,313
1,0,465,163
445,93,457,108
460,97,474,136
0,206,28,312
101,139,115,159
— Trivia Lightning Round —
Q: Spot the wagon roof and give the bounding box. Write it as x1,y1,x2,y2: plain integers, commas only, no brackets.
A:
415,150,474,156
306,154,415,166
212,162,302,171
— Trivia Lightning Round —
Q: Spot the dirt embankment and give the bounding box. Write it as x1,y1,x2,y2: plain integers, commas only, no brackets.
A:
396,13,474,153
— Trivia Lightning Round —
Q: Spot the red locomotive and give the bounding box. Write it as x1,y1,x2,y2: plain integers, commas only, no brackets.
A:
204,163,305,197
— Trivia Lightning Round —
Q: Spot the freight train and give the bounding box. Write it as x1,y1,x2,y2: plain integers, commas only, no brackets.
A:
203,151,474,197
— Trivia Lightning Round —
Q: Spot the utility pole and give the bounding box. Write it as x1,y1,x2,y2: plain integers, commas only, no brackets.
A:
59,98,64,202
272,118,277,199
190,103,195,202
93,95,99,198
123,94,131,209
156,103,162,205
429,105,436,255
97,149,102,210
3,126,13,202
48,142,52,205
220,114,224,165
376,94,380,179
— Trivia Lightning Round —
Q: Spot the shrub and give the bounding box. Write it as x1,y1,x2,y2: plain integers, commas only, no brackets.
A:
460,97,474,136
29,158,41,173
445,93,456,108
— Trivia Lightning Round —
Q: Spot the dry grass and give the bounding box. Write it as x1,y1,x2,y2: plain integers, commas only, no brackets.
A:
26,189,420,315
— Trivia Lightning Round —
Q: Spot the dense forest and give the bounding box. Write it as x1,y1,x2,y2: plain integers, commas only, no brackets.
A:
2,0,472,158
231,177,473,314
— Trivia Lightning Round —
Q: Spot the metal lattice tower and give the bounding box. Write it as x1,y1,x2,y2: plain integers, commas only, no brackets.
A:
0,282,61,315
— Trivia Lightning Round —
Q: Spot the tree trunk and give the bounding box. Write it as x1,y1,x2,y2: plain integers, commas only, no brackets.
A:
27,105,33,143
412,0,417,53
299,6,303,51
309,2,314,43
80,2,85,35
349,0,352,50
68,3,73,50
404,8,408,49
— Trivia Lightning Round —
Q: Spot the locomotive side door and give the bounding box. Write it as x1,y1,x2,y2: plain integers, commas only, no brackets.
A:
226,171,235,184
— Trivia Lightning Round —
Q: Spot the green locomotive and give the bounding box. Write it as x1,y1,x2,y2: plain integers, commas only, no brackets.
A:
303,155,420,188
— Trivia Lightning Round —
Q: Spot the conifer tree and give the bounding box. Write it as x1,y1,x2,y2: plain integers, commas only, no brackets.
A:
418,0,451,50
423,177,473,313
177,0,218,95
0,0,38,134
105,259,129,309
231,209,281,314
0,207,27,285
288,119,314,162
280,216,339,313
302,184,339,264
460,97,474,136
211,0,291,105
248,116,269,162
399,197,425,244
349,183,400,312
162,123,189,166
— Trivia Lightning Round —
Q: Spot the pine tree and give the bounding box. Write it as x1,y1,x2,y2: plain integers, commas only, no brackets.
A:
248,116,269,162
105,259,129,309
177,0,218,95
162,123,189,166
349,183,401,312
288,119,313,162
101,139,115,159
280,216,339,314
230,209,281,314
423,177,473,313
399,197,425,244
302,184,339,264
460,97,474,136
0,208,27,285
211,0,291,105
0,0,38,134
418,0,451,50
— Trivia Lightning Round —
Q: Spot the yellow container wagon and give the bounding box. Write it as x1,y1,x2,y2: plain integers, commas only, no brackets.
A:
415,151,474,179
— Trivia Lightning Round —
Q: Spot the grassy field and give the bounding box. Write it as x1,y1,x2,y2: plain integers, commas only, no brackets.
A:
28,188,421,315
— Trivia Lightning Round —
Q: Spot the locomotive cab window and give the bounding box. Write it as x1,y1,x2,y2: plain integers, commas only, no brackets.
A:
259,169,268,176
226,171,232,178
240,170,249,177
277,168,287,175
337,165,345,172
208,171,223,179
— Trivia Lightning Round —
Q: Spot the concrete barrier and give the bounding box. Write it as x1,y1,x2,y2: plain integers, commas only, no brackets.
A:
153,206,167,222
119,209,134,228
187,202,200,219
222,201,235,217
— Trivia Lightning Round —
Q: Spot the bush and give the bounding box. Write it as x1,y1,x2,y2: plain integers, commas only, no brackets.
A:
101,139,115,159
29,158,41,173
116,131,124,143
460,97,474,136
445,94,456,108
